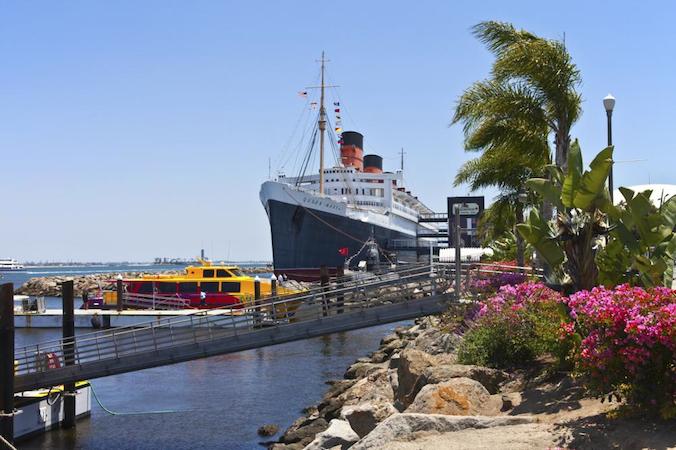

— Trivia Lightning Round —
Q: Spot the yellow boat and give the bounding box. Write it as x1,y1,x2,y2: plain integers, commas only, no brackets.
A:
99,260,303,309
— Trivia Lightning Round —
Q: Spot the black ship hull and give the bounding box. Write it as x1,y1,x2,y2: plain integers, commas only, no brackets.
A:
266,200,413,281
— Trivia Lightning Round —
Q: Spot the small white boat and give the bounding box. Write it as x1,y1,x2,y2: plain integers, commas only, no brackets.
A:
0,258,25,271
14,382,92,441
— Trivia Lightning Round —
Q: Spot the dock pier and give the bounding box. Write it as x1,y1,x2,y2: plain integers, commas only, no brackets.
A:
1,283,15,446
61,280,76,429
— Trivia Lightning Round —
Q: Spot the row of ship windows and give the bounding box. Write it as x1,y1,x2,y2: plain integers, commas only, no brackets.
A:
326,188,385,196
136,281,242,294
325,178,385,184
354,200,383,207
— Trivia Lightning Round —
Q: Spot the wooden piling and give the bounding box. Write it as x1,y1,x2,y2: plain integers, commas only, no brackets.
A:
116,278,124,312
270,275,277,298
320,266,329,317
254,277,261,326
61,280,76,429
335,266,344,314
0,283,15,445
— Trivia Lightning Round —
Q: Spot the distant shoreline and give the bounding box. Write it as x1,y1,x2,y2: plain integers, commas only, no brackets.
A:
20,261,273,268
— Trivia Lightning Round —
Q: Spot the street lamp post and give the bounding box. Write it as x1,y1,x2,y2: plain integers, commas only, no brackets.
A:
603,94,616,203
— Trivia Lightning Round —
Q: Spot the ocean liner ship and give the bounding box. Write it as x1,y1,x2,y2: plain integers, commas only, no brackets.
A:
260,55,438,280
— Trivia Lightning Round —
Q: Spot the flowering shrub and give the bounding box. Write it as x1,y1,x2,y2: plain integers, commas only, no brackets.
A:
458,282,571,368
467,261,529,298
564,285,676,417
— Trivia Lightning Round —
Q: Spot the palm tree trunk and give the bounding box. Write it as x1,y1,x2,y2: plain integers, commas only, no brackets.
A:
555,125,571,173
515,201,525,269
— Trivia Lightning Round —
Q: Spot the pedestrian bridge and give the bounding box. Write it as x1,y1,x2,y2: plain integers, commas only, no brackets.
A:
12,263,531,393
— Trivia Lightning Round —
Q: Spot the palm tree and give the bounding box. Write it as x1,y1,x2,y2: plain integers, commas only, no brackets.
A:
469,21,582,170
455,145,546,267
452,22,582,266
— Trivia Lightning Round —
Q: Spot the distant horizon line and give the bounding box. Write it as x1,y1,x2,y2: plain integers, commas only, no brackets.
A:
16,260,273,266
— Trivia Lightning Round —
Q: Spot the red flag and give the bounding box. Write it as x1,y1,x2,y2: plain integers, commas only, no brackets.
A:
338,247,349,256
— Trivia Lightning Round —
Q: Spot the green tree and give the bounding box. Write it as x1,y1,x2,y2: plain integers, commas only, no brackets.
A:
470,21,582,170
455,148,544,267
518,142,613,291
453,22,582,266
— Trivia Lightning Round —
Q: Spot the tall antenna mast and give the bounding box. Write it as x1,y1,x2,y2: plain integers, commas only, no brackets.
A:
318,51,327,196
399,148,406,171
304,53,338,195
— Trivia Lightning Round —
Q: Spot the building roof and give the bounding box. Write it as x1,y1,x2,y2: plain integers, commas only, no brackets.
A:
613,184,676,206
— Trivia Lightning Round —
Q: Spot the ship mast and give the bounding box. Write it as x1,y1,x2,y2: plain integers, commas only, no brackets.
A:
318,51,327,196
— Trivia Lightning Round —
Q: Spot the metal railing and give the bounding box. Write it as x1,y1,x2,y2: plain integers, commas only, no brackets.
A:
13,263,452,378
122,293,192,310
12,262,540,387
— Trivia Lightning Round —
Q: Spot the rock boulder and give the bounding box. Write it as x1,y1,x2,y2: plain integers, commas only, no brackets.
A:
302,419,358,450
339,369,394,407
281,418,329,445
344,362,387,380
349,413,535,450
341,401,398,438
405,377,503,416
395,349,441,407
422,364,510,394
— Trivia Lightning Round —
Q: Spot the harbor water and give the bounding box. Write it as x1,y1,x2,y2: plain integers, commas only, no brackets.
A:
5,265,407,449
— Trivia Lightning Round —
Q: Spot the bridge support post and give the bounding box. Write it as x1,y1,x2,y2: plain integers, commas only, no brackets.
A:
254,277,261,327
61,280,76,429
116,278,124,312
270,275,277,321
0,283,15,445
454,205,462,300
320,266,329,317
465,263,471,294
335,266,344,314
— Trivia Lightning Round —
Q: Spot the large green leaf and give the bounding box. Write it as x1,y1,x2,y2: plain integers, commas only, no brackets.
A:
561,140,583,208
545,164,564,186
628,191,654,219
618,187,635,205
526,178,562,209
516,210,565,266
661,196,676,228
613,222,640,252
573,146,613,210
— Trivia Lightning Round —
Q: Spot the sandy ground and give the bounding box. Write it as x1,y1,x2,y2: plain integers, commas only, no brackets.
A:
379,377,676,450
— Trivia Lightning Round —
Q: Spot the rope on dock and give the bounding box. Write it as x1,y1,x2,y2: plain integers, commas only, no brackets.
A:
89,383,190,416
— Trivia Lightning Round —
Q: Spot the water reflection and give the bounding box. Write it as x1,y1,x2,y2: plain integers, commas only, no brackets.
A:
17,321,410,449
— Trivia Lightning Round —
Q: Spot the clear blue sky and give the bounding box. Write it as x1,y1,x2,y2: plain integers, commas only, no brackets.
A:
3,1,675,262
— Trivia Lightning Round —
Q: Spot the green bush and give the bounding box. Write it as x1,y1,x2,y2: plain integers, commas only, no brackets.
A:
458,282,573,368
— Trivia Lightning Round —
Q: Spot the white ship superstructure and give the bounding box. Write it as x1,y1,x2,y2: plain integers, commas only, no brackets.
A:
262,162,434,237
0,258,25,270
